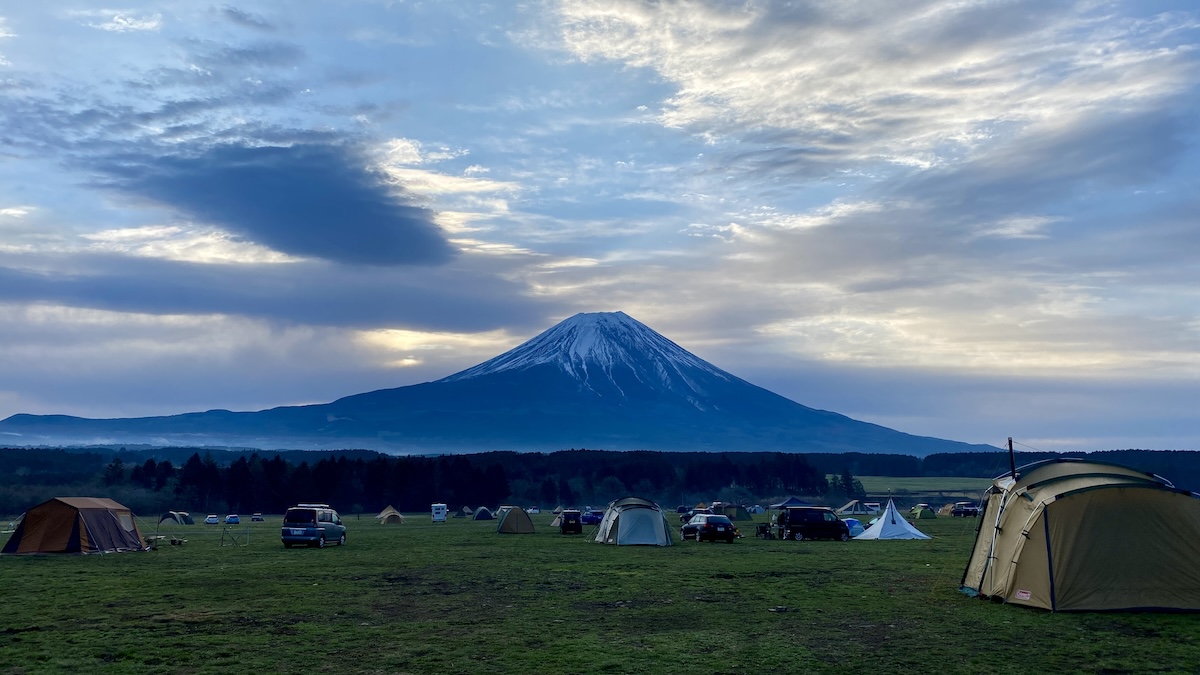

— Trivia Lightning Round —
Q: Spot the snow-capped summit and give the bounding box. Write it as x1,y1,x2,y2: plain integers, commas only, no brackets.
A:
439,311,730,399
0,311,999,456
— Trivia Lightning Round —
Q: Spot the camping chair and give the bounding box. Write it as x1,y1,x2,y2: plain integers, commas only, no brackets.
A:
754,523,773,540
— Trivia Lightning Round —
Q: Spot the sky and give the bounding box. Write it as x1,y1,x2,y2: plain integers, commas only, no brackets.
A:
0,0,1197,453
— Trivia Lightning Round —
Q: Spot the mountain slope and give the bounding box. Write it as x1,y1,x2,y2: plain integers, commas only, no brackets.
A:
0,311,996,455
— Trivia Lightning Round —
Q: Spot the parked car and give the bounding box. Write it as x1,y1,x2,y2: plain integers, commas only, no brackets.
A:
204,514,219,525
251,513,265,522
951,502,980,517
559,509,582,535
581,510,605,525
224,514,240,524
679,508,714,524
776,507,850,541
280,504,346,548
680,514,736,543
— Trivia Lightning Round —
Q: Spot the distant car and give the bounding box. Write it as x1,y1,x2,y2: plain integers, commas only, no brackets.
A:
281,503,346,548
776,507,850,541
581,510,605,525
204,514,219,525
251,513,265,522
952,502,980,517
559,509,582,535
528,506,541,514
224,514,240,524
679,508,714,524
681,514,736,543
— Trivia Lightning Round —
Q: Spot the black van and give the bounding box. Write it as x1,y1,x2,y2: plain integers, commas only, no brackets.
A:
777,507,850,541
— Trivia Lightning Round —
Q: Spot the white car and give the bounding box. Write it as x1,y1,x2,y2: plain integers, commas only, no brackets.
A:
204,514,219,524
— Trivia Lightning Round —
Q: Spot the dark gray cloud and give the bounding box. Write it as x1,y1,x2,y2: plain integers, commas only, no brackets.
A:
891,107,1192,215
97,143,456,266
221,6,275,32
0,253,553,332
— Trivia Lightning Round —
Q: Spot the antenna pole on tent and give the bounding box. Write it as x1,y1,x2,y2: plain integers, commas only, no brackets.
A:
1008,437,1017,480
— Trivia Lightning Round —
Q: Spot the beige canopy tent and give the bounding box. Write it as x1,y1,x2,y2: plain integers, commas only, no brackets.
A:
375,506,406,524
496,506,534,534
836,500,876,516
961,458,1200,611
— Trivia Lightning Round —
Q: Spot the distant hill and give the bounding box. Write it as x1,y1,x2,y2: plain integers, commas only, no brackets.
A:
0,311,997,456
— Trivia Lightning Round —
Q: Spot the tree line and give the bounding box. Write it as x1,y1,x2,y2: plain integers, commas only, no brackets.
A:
3,446,1197,518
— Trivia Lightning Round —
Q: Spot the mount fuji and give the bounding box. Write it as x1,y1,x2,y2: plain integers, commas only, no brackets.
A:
0,311,994,455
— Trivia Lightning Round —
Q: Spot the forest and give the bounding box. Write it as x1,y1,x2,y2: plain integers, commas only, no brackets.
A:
2,445,1198,517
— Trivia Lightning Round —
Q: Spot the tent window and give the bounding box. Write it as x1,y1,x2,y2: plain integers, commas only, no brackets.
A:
119,514,134,531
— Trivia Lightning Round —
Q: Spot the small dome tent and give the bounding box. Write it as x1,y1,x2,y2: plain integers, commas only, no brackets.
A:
909,504,937,519
158,510,194,525
472,507,495,521
496,506,535,534
2,497,145,555
376,506,405,524
592,497,672,546
961,458,1200,611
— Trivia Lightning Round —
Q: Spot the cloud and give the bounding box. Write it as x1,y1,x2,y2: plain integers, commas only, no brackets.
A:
0,250,554,331
221,6,275,32
96,142,457,266
67,10,163,32
554,0,1198,175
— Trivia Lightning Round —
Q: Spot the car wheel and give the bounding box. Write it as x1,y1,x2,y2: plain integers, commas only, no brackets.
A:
339,533,346,546
727,537,735,544
283,543,291,549
839,532,849,541
316,536,325,549
794,531,805,541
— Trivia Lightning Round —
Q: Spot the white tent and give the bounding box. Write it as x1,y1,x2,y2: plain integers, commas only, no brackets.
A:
854,499,931,540
592,496,672,546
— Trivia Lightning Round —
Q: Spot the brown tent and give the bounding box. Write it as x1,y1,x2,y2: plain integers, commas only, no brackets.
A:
961,458,1200,611
2,497,145,555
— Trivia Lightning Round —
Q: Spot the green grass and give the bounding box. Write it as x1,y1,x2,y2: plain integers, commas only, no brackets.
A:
856,475,992,498
2,513,1198,674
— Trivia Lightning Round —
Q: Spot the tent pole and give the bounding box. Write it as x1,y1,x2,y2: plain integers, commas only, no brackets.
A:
1008,437,1017,480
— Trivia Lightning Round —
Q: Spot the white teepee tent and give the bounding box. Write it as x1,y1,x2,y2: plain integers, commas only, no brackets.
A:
854,499,931,540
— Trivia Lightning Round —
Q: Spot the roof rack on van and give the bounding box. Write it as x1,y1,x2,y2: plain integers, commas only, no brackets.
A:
295,503,330,508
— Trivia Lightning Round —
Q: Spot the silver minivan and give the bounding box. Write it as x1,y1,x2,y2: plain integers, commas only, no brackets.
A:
280,503,346,548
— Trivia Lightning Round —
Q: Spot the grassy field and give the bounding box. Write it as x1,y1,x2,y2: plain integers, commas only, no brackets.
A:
855,476,992,501
2,512,1198,674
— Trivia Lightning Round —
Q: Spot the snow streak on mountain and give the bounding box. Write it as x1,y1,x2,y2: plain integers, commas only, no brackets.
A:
440,311,731,400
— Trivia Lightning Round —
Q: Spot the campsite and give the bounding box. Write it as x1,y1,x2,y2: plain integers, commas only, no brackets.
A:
3,508,1199,674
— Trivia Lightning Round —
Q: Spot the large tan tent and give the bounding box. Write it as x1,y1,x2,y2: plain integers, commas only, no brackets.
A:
496,506,534,534
375,506,406,524
2,497,145,555
961,458,1200,611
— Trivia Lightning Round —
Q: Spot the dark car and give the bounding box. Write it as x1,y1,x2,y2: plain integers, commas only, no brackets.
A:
559,509,583,534
280,504,346,548
951,502,980,517
679,508,714,524
581,510,605,525
776,507,850,541
681,514,736,543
